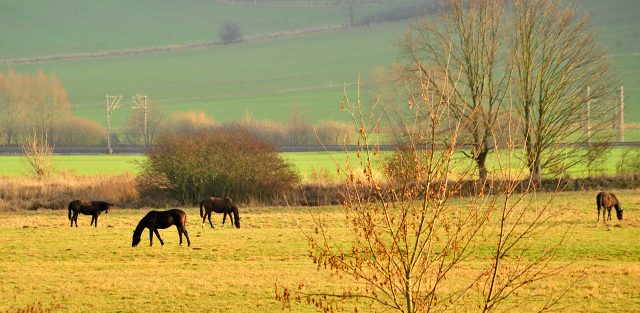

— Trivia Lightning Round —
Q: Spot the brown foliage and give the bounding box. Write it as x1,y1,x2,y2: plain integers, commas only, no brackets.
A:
160,111,216,136
138,127,300,205
52,116,106,146
230,116,289,146
0,174,140,212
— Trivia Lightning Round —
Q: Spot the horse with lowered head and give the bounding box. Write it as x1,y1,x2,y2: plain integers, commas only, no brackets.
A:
200,197,240,229
132,209,190,247
68,200,114,227
597,191,623,222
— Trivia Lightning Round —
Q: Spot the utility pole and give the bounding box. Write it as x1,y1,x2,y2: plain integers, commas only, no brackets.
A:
617,86,624,142
106,95,122,154
132,94,148,147
585,86,591,145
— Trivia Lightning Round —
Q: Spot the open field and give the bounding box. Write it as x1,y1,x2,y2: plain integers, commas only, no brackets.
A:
0,0,373,61
2,145,640,180
1,190,640,312
1,0,638,130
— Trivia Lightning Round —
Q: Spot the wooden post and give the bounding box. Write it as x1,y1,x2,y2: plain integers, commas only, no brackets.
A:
618,86,624,142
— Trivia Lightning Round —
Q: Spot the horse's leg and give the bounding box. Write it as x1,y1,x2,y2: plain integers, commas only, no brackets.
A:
222,212,227,228
228,213,235,228
202,214,206,229
183,228,190,247
90,215,95,227
177,227,183,246
74,213,78,227
208,213,214,228
154,229,164,247
607,208,612,221
149,229,154,246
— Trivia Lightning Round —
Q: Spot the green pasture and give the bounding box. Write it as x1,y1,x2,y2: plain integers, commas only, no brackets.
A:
0,155,143,177
1,0,638,131
0,0,371,60
1,190,640,311
2,22,401,127
1,145,640,179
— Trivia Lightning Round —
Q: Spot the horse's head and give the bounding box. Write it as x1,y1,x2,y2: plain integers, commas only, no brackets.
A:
132,231,141,247
616,208,624,220
106,203,114,214
230,202,241,228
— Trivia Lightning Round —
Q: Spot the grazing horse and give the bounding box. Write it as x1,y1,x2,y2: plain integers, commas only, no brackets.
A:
132,209,190,247
68,200,113,227
200,197,241,229
597,192,623,222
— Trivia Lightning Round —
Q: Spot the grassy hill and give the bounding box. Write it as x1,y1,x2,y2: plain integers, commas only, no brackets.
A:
0,0,638,130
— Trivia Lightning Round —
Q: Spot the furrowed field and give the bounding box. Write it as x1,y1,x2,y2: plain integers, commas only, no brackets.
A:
1,191,640,312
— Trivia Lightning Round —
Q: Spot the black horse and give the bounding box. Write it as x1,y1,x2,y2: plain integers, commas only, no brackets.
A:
68,200,113,227
597,191,623,222
200,197,240,229
132,209,191,247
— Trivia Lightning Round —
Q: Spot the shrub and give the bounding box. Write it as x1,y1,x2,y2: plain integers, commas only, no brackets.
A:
314,120,354,145
229,117,289,146
138,127,300,205
160,111,216,136
52,116,106,146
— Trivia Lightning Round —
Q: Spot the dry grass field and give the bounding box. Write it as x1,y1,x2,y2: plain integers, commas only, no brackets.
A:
1,189,640,312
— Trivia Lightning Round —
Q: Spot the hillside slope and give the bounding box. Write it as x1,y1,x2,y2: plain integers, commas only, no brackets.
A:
0,0,637,129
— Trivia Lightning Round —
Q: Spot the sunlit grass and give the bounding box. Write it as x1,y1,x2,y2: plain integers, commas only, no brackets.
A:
1,190,640,311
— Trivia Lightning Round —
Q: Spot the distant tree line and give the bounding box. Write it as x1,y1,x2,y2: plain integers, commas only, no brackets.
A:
0,68,356,148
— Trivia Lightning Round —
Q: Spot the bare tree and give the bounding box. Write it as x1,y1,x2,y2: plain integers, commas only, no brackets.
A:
127,97,165,146
509,0,620,181
277,78,571,312
398,0,511,180
287,104,312,145
21,129,55,178
24,70,71,144
218,20,243,43
0,69,28,145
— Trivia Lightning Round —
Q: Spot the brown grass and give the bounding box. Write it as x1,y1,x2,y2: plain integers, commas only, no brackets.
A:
0,175,140,211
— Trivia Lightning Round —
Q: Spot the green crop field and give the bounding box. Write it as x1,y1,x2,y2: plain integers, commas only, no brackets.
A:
1,146,638,180
1,190,640,312
1,0,638,131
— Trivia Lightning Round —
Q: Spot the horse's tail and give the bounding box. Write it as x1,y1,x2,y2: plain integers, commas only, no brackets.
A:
68,202,73,220
199,200,204,218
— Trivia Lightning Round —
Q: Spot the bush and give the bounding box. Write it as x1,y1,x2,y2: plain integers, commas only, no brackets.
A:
229,117,289,146
314,120,354,145
160,111,216,136
52,116,106,146
138,128,300,205
218,20,242,43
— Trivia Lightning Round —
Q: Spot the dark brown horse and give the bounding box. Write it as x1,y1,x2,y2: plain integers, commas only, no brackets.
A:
68,200,113,227
132,209,191,247
597,192,623,222
200,197,240,229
